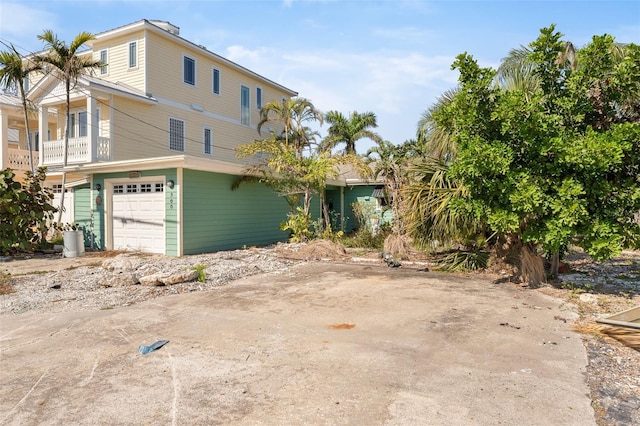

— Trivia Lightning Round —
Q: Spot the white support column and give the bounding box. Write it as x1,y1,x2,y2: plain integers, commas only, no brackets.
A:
109,95,114,160
38,105,48,166
0,109,8,170
87,95,96,162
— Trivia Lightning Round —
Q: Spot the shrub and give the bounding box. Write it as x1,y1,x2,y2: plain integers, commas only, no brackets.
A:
0,168,56,255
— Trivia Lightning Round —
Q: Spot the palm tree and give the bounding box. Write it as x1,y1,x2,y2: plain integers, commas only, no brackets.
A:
416,88,459,163
257,97,323,160
36,30,101,224
0,43,41,173
321,110,382,155
366,140,411,235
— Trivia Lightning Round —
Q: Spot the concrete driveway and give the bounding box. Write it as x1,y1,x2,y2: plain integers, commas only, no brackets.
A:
0,262,594,425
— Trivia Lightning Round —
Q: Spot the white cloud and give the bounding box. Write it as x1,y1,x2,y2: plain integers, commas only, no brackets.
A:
0,2,56,38
222,43,457,145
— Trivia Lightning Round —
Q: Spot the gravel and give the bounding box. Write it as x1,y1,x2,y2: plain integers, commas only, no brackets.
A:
1,245,639,425
1,247,300,315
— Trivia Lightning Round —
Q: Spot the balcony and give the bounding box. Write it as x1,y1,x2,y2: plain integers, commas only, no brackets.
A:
6,147,38,171
42,136,112,166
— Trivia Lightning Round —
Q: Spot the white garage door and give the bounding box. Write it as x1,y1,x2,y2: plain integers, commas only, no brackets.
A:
52,189,74,225
112,182,165,254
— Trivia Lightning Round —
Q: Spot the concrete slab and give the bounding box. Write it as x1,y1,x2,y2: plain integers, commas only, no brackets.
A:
0,263,594,425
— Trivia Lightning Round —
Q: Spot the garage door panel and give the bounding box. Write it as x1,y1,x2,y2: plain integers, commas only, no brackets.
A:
111,183,165,254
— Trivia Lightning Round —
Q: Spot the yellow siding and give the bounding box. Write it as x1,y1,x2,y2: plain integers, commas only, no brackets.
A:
145,31,291,121
130,29,293,163
36,22,295,166
92,30,146,91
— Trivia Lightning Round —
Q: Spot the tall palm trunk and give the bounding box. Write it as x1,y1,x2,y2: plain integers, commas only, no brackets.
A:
19,86,34,174
56,80,71,225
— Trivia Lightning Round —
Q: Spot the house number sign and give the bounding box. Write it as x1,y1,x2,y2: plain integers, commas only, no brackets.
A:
169,190,174,209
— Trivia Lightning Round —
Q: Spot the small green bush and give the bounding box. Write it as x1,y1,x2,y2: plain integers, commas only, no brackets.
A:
191,264,207,283
0,167,56,255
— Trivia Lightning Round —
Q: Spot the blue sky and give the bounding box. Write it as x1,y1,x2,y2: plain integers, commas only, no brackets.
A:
1,0,639,153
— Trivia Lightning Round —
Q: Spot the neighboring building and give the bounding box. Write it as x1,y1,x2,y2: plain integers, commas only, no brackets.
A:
326,164,393,233
1,20,298,255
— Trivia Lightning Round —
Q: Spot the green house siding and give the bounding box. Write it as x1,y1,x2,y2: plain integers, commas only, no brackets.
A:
72,185,93,248
182,169,290,254
342,185,393,232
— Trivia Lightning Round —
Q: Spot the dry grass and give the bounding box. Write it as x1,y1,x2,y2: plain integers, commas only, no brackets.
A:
0,272,14,295
521,244,545,287
383,234,412,260
574,321,640,352
286,240,348,261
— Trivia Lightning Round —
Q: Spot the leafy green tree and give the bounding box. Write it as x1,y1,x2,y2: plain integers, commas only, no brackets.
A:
36,30,101,224
0,168,56,255
0,43,41,173
239,98,363,239
321,110,382,155
436,26,640,284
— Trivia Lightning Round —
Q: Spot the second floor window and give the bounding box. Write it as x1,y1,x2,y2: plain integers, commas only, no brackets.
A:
68,111,88,138
203,127,212,155
23,76,30,92
169,118,185,152
241,85,250,126
100,49,108,75
212,67,220,94
184,56,196,86
256,87,262,110
128,41,137,68
78,111,88,137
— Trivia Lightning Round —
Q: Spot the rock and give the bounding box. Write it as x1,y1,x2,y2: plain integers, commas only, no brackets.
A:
102,255,140,272
139,273,163,286
159,270,199,285
579,293,598,304
100,273,139,287
139,270,198,286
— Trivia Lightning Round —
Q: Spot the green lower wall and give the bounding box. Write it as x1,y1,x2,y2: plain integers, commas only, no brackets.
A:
72,185,93,248
342,185,393,232
182,169,290,254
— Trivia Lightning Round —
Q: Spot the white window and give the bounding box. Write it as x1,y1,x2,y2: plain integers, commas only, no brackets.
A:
113,184,124,194
169,118,185,152
155,183,164,192
78,111,88,137
184,55,196,86
256,87,262,110
52,184,72,193
7,128,19,142
68,113,76,138
100,49,108,75
67,111,88,138
126,184,138,193
241,85,250,126
23,76,30,92
30,131,39,151
96,107,101,136
203,127,212,155
140,183,152,193
212,67,220,94
128,41,137,68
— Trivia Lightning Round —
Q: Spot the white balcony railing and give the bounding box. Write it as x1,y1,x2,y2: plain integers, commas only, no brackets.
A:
6,148,38,171
42,136,111,166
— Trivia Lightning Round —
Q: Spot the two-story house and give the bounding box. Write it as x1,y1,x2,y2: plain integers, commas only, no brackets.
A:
2,19,300,255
